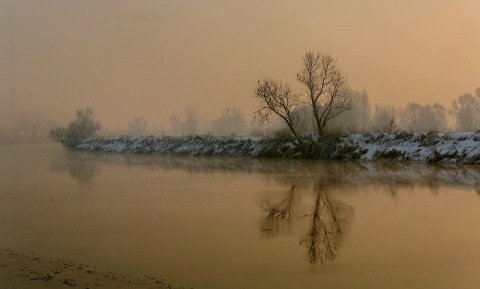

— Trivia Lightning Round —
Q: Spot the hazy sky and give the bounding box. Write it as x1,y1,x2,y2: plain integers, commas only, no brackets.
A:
0,0,479,129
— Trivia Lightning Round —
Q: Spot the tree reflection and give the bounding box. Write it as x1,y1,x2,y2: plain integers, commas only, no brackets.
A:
259,185,301,238
260,183,353,264
261,185,299,219
50,151,100,184
300,185,353,264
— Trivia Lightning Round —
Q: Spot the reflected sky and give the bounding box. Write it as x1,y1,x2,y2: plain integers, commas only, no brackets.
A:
2,145,480,289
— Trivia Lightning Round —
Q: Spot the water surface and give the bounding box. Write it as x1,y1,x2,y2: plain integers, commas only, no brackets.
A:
1,144,480,289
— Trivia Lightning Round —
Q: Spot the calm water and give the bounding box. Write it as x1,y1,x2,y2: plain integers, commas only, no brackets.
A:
1,144,480,289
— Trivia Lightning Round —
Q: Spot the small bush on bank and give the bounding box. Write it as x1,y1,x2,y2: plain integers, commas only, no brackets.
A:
49,108,101,149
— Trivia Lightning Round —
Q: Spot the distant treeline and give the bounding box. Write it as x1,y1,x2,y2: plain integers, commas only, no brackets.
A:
2,88,479,145
160,87,480,138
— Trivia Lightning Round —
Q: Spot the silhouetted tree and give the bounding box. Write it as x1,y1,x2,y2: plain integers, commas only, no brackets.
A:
254,51,352,141
48,107,101,149
254,79,304,144
254,52,353,158
297,51,352,136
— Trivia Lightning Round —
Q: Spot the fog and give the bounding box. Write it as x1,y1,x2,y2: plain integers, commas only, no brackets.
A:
0,0,479,139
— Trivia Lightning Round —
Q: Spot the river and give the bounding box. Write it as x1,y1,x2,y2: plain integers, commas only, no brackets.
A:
1,144,480,289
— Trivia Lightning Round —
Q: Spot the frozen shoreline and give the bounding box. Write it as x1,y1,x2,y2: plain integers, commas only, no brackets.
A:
0,248,187,289
77,132,480,164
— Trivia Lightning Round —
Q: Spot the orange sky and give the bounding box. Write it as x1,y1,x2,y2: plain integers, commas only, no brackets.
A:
0,0,479,129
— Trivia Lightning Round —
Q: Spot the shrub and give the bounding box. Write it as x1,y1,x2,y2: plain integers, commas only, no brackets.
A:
49,108,101,149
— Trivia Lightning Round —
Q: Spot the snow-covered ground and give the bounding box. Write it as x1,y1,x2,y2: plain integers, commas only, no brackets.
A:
332,132,480,163
77,132,480,164
77,135,301,158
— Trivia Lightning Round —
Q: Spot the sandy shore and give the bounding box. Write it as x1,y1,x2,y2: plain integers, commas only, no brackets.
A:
0,248,191,289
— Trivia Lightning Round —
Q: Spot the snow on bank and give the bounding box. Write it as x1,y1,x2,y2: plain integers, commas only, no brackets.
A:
77,136,301,158
333,132,480,163
77,132,480,164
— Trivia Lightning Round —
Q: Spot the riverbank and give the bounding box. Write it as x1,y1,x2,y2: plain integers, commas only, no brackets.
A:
77,132,480,164
0,247,188,289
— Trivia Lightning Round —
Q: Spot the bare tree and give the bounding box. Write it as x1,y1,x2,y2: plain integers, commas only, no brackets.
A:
399,102,447,132
296,52,352,136
370,102,448,133
424,104,447,132
452,93,479,132
212,107,247,136
127,116,147,136
253,51,353,154
372,105,397,133
48,107,101,149
400,102,422,132
328,89,371,133
254,79,304,144
169,114,181,136
181,106,200,136
476,86,480,116
350,89,371,132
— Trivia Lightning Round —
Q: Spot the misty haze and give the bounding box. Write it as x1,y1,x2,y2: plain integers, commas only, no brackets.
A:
1,1,480,289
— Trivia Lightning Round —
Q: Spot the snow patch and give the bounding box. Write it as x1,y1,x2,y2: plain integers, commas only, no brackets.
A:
77,132,480,164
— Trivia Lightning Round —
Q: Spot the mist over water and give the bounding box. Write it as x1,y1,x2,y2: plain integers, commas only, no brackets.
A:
2,144,480,288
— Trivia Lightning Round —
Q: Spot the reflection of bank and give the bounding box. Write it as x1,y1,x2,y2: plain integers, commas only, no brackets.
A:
60,152,480,192
50,151,100,184
261,184,353,264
